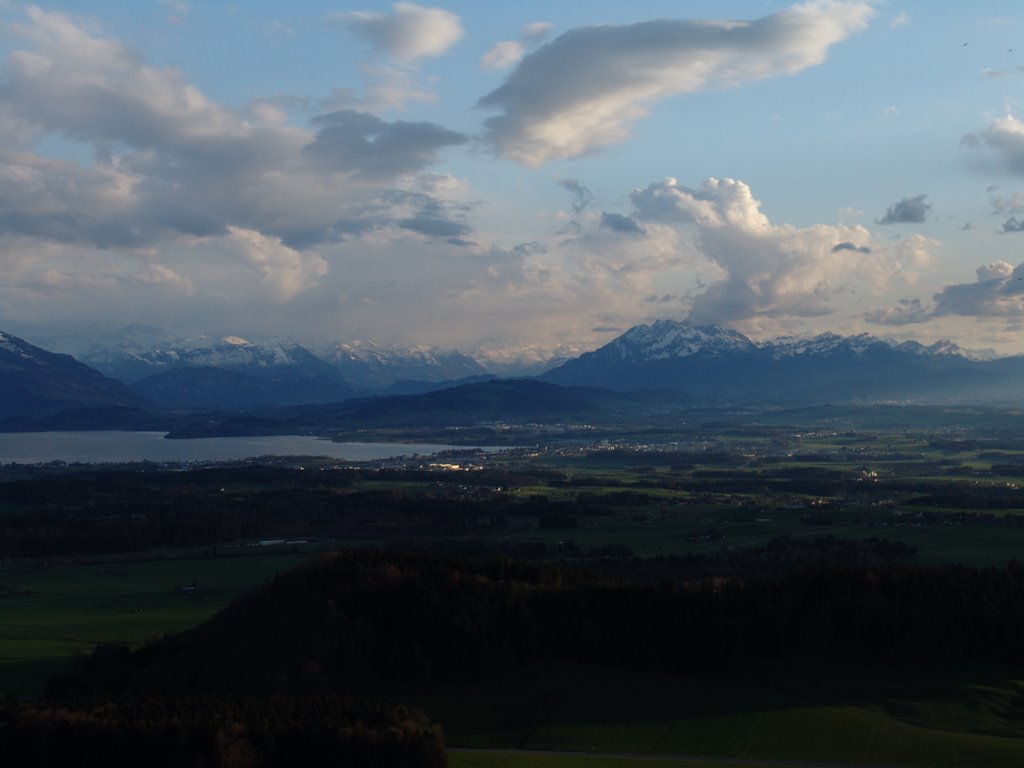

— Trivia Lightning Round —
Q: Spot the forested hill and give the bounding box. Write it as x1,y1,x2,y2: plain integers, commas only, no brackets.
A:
53,548,1024,698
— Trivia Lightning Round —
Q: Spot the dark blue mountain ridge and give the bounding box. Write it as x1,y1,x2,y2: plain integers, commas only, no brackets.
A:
542,319,1020,403
129,366,357,410
0,331,147,419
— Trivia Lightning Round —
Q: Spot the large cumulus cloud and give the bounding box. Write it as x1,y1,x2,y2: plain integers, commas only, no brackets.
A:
627,177,920,325
478,1,874,166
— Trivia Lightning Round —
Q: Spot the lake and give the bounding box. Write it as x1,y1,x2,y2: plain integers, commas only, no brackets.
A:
0,431,480,464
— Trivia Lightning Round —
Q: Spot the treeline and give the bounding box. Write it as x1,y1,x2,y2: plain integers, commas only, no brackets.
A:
394,534,916,579
0,694,444,768
0,467,557,557
51,548,1024,700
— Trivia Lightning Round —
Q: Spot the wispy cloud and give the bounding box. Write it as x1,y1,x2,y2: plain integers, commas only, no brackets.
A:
328,3,462,62
478,1,874,166
481,21,553,70
890,11,910,29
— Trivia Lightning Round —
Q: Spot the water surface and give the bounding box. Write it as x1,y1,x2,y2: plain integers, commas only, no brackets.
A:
0,431,473,464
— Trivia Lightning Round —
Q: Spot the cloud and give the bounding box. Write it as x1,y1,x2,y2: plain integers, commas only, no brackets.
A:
221,226,328,301
890,11,910,28
478,1,874,166
481,21,553,71
482,41,524,71
522,22,553,43
0,4,492,344
3,7,247,150
326,5,462,111
600,212,643,234
963,114,1024,174
0,7,475,248
556,177,592,215
981,66,1024,78
305,110,467,180
628,176,921,325
832,241,872,253
392,193,473,240
329,3,462,62
864,297,931,326
320,64,439,112
158,0,189,24
990,192,1024,214
877,194,930,224
1003,216,1024,233
932,261,1024,318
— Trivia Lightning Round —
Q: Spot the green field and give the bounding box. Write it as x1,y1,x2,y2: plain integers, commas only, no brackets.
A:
5,430,1024,766
0,550,311,696
426,662,1024,768
482,509,1024,568
448,752,810,768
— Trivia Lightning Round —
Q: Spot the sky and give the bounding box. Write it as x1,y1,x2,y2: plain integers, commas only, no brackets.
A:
2,1,1024,358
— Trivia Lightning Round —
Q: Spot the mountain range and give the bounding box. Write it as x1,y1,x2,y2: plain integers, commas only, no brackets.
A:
542,320,1019,403
3,320,1024,429
0,331,146,421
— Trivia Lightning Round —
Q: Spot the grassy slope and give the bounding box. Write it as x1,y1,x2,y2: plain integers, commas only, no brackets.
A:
482,509,1024,568
422,663,1024,768
449,753,810,768
0,551,310,696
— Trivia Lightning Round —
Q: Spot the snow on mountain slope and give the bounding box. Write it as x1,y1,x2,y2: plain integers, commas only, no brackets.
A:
81,336,346,384
315,340,486,387
600,319,758,361
594,320,977,362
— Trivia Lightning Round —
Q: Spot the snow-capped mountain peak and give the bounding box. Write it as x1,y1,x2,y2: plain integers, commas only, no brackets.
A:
608,319,757,361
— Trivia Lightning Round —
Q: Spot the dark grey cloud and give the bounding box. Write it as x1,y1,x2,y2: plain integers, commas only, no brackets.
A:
556,177,592,215
398,213,472,239
864,297,931,326
877,194,930,224
1003,216,1024,233
831,241,872,253
320,189,475,242
305,110,467,180
600,212,644,234
477,3,874,165
385,189,474,240
511,240,546,256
